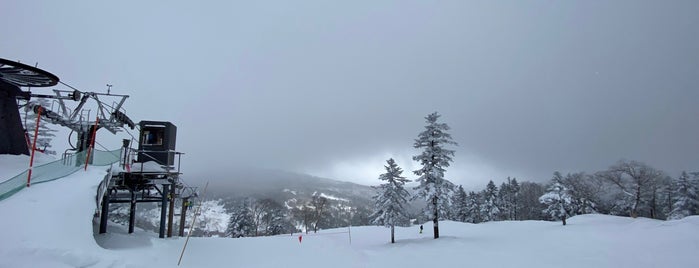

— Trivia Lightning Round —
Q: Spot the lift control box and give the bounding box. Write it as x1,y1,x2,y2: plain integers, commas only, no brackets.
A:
137,120,177,166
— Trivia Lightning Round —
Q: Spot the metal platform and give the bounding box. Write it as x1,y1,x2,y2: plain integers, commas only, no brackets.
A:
96,145,194,238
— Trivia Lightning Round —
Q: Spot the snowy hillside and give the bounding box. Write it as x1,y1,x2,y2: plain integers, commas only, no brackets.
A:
200,167,377,210
1,162,699,267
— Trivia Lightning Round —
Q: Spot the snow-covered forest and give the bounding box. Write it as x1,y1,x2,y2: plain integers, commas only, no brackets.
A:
101,113,699,239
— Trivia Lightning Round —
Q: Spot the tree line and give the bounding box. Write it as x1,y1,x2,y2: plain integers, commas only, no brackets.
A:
223,112,698,242
370,112,699,243
447,165,698,227
224,194,373,238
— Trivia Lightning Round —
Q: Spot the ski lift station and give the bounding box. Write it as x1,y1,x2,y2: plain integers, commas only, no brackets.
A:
0,58,197,238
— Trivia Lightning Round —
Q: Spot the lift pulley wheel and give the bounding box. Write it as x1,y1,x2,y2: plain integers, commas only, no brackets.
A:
0,58,59,87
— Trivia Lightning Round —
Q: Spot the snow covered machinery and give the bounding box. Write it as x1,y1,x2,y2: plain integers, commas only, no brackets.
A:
1,58,137,164
1,58,188,238
97,121,189,238
0,58,59,155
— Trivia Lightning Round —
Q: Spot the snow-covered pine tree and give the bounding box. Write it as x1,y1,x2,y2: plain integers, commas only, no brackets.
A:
412,112,457,239
226,198,255,237
668,171,699,220
451,185,469,222
370,158,412,243
480,180,500,222
539,173,574,225
510,178,520,220
23,98,58,155
466,191,482,223
498,181,511,221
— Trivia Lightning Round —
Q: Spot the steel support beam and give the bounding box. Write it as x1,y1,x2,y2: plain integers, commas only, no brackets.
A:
99,194,110,234
128,191,136,234
159,184,169,238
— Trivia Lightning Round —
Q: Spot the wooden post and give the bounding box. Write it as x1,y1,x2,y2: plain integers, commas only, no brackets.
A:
178,182,209,266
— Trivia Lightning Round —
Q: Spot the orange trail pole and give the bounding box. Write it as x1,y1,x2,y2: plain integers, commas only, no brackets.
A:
84,117,99,171
26,106,43,187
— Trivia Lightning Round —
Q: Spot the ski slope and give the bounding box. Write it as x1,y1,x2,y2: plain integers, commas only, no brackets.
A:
1,158,698,268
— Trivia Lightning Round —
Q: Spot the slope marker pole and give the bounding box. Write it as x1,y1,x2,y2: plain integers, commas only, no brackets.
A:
178,181,209,266
26,106,42,187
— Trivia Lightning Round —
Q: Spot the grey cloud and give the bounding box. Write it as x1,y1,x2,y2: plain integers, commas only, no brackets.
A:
2,0,697,188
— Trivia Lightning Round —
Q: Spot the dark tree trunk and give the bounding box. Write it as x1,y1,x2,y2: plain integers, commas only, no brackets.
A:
433,218,439,238
631,186,641,218
650,188,657,219
562,215,567,226
391,225,395,243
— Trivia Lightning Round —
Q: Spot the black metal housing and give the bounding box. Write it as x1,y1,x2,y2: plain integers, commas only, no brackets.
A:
137,120,177,166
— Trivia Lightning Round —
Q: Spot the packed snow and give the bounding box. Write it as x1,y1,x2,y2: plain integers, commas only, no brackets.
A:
1,158,698,267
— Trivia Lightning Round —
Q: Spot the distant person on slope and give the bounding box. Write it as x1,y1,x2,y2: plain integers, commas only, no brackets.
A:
419,224,423,234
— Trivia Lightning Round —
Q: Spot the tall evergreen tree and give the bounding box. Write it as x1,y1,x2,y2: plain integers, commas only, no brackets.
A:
451,185,469,222
480,180,500,222
668,171,699,220
412,112,457,239
466,191,482,223
510,178,520,220
370,158,412,243
498,181,513,220
226,198,255,237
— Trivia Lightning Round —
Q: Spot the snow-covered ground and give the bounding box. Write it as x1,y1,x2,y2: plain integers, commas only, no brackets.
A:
1,158,698,268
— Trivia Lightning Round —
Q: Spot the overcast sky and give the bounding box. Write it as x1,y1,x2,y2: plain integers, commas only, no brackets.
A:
3,0,698,189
